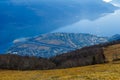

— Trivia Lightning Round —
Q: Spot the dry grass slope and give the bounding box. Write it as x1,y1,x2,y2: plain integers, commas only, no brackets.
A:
0,61,120,80
1,43,120,80
104,44,120,62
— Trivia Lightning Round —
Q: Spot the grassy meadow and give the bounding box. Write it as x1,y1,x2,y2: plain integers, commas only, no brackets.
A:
0,61,120,80
1,44,120,80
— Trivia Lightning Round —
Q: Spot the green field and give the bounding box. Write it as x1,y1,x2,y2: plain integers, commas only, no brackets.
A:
0,61,120,80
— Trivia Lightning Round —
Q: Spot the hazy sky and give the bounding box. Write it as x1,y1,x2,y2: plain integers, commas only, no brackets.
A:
53,9,120,36
53,0,120,36
103,0,112,3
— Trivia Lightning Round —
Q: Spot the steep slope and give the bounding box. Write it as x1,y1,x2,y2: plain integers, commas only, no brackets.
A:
103,43,120,62
50,40,120,69
7,33,108,58
51,47,105,68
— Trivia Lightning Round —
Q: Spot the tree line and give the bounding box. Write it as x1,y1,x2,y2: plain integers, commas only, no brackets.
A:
0,40,120,70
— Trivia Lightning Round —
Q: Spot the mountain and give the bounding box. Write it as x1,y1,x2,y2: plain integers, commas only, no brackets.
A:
109,34,120,41
1,39,120,70
0,0,117,53
7,33,108,58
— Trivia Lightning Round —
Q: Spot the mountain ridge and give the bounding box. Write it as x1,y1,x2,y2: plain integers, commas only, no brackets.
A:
1,39,120,70
7,33,109,58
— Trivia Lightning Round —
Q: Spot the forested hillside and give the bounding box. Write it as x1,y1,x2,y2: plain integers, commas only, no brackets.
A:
0,40,120,70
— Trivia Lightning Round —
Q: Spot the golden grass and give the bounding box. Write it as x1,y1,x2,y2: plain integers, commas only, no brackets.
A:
1,44,120,80
104,44,120,62
0,61,120,80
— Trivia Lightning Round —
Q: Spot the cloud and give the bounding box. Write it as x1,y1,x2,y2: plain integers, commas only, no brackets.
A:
103,0,112,3
110,0,120,7
53,9,120,36
13,38,29,43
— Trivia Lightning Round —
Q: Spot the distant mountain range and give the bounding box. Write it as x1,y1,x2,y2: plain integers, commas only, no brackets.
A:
7,33,110,58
